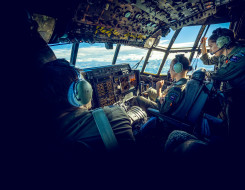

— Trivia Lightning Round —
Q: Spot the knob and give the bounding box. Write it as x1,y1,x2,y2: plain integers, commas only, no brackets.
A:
124,11,131,18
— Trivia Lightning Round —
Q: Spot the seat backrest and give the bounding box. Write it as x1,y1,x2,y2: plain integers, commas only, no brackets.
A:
187,81,213,124
171,78,203,120
172,68,210,124
147,69,214,133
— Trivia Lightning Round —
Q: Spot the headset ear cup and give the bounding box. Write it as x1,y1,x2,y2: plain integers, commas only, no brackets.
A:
216,36,231,49
67,80,93,107
173,62,183,73
75,80,93,106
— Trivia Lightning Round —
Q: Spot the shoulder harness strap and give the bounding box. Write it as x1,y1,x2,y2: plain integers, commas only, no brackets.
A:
92,108,119,152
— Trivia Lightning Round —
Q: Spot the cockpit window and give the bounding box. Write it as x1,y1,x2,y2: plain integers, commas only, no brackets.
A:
191,52,214,71
173,25,202,48
144,26,201,75
156,29,175,48
50,43,72,61
190,22,230,71
116,45,148,70
203,22,230,47
50,23,230,73
144,50,165,74
152,23,230,74
76,43,115,69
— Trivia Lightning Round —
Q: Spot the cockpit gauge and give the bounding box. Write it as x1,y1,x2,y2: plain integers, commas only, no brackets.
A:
124,11,131,18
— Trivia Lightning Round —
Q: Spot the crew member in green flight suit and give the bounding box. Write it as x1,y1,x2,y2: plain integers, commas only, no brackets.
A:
132,54,192,115
200,28,245,144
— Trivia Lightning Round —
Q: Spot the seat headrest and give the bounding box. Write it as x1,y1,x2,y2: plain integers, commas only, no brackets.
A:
191,68,206,81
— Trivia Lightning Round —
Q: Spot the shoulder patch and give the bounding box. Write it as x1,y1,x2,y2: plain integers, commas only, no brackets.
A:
230,56,241,62
169,92,179,101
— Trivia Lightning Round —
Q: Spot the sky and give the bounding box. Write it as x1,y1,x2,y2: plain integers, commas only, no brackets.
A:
50,22,230,74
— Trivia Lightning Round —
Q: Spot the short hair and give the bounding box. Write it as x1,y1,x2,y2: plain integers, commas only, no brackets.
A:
171,55,192,71
209,28,236,48
39,59,79,111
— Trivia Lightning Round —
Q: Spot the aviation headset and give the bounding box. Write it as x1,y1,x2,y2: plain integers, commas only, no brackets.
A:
47,60,93,107
210,28,233,55
173,54,184,73
67,68,93,107
215,28,232,49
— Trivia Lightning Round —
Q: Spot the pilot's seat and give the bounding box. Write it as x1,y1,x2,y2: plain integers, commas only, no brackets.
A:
146,68,222,139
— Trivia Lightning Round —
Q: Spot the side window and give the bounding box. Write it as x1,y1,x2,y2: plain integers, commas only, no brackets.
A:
160,26,201,75
204,23,230,47
191,22,230,71
49,43,72,61
173,26,202,48
191,52,214,71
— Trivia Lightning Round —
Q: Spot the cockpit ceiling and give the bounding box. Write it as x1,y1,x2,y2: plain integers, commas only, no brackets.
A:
29,0,242,47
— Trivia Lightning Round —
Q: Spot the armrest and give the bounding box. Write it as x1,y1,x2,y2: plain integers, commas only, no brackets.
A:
147,108,191,131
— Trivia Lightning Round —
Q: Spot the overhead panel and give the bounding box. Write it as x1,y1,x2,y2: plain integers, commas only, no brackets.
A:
42,0,234,46
127,0,231,30
67,0,165,47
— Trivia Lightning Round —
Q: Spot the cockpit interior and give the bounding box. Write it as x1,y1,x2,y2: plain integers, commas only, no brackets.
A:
25,0,244,129
19,0,245,142
7,1,245,186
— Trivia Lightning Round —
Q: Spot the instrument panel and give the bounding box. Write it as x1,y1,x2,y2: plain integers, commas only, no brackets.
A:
31,0,235,46
80,63,139,108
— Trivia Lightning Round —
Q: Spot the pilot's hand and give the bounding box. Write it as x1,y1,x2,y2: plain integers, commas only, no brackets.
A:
206,71,211,77
201,37,207,44
200,37,207,55
156,80,164,90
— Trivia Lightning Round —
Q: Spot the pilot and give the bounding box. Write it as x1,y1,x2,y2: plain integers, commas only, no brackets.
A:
39,58,136,153
199,28,236,72
201,28,245,143
132,54,192,115
14,10,135,184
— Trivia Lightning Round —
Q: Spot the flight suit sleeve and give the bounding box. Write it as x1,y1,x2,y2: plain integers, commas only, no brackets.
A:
200,53,219,65
155,86,172,109
147,88,158,101
162,86,171,96
211,51,245,81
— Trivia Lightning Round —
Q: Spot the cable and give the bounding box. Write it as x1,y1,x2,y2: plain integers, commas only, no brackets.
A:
132,56,144,69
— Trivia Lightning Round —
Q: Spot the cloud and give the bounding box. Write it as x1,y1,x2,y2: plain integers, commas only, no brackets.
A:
50,42,194,64
52,49,71,60
50,41,212,73
172,42,194,48
157,40,170,47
